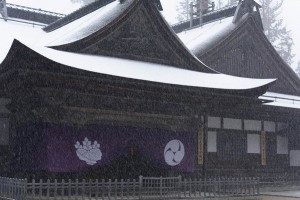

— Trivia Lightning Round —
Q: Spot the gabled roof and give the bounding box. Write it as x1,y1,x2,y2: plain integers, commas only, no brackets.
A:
0,40,275,98
177,7,300,96
43,0,216,73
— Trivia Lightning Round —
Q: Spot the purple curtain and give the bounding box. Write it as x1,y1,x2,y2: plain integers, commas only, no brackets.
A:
15,124,196,172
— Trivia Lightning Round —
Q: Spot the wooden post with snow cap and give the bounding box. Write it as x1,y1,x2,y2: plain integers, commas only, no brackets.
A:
139,176,143,200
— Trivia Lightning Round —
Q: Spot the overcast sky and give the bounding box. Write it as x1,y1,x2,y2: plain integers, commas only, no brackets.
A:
6,0,300,69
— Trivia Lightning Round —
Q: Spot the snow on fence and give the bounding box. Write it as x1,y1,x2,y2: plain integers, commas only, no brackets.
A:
0,176,260,200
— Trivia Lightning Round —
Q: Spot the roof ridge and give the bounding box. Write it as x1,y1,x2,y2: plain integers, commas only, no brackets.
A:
43,0,116,33
6,3,65,17
172,4,237,34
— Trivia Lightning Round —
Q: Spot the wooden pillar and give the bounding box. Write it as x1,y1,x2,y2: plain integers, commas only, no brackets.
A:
195,115,206,177
260,131,266,166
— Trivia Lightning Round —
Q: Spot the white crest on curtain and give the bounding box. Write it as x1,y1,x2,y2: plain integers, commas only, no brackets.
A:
75,137,102,165
164,140,185,166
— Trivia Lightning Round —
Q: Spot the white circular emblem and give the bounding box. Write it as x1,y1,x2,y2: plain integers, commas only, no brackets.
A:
164,139,185,166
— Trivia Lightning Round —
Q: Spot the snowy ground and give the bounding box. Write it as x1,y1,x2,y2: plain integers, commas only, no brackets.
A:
262,191,300,199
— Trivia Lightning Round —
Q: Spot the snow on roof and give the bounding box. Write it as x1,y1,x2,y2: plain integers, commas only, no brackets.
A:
0,14,274,92
177,16,238,55
26,43,274,90
7,3,65,17
260,92,300,110
40,0,133,47
0,18,44,63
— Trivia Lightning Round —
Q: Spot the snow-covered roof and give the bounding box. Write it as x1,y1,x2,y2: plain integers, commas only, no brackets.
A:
7,3,65,17
260,92,300,110
0,16,275,92
177,16,238,56
18,42,274,91
0,18,44,63
40,0,134,47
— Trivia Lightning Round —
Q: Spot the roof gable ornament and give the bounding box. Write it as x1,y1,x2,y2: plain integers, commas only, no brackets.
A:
0,0,8,20
232,0,263,29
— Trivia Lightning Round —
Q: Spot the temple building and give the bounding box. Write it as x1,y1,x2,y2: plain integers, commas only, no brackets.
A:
0,0,299,180
176,0,300,178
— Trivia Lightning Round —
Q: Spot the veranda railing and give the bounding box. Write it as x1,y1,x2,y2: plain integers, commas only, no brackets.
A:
0,176,260,200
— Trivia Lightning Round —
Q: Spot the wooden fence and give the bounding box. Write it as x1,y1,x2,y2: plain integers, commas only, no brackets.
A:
0,176,260,200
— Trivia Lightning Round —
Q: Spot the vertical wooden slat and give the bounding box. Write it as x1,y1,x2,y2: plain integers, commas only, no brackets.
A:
183,178,186,197
39,179,43,199
54,179,58,200
75,179,79,200
95,179,99,200
82,179,86,200
88,179,92,200
68,179,72,200
138,176,142,200
45,179,50,198
24,178,28,200
32,179,36,198
126,179,129,199
108,179,111,200
121,179,124,199
101,179,105,200
133,179,136,198
61,179,65,199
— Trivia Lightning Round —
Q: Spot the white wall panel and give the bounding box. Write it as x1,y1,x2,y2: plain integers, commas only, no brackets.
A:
223,118,242,130
247,134,260,154
290,150,300,166
208,116,221,128
244,120,261,131
207,131,217,152
277,136,288,154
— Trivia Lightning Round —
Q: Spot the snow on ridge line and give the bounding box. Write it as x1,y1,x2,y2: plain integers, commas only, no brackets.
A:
27,44,275,91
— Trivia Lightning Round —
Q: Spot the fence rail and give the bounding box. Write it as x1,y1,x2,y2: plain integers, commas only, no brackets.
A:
0,176,260,200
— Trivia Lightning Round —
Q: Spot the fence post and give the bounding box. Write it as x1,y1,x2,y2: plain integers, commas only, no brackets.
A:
95,179,99,199
101,179,105,200
54,179,58,200
62,179,65,198
39,179,43,199
114,179,118,200
125,179,129,199
121,179,124,199
178,176,181,199
21,178,27,200
159,176,163,199
32,179,36,197
204,178,207,198
139,176,142,200
82,179,86,200
75,179,79,200
46,179,50,199
256,177,260,195
132,179,140,197
108,179,111,200
23,178,28,200
88,179,92,200
68,179,72,199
